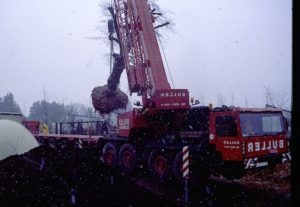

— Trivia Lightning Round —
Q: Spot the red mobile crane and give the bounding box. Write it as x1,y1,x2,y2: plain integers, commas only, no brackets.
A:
93,0,289,182
30,0,289,183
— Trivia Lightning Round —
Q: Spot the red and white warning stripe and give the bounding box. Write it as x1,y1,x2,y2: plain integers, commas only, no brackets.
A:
286,152,291,160
76,139,82,149
244,158,258,169
282,152,291,162
78,139,82,149
182,146,189,178
242,142,245,155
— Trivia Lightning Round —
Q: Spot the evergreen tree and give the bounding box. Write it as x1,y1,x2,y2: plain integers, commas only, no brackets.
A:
0,92,22,113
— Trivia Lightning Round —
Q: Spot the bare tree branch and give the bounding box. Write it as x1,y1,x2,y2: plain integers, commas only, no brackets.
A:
263,85,274,106
217,92,226,107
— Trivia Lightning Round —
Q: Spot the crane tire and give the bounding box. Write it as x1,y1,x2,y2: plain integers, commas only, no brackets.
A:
118,143,137,175
148,149,173,183
102,142,118,167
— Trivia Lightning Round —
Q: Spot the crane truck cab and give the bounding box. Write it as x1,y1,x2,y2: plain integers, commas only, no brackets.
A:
207,106,288,179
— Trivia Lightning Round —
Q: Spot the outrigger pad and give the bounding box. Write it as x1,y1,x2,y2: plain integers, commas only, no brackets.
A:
91,84,128,114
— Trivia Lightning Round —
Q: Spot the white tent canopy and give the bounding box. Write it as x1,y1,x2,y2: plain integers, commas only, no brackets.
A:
0,119,39,161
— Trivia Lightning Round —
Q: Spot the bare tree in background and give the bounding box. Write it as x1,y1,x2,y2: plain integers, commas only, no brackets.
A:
217,92,226,107
42,87,48,125
263,86,291,109
244,96,248,107
274,90,291,109
199,94,205,106
263,85,274,106
231,92,235,106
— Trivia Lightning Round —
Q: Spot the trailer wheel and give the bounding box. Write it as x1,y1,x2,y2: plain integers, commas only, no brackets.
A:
37,137,45,145
58,139,68,150
48,138,56,149
102,142,118,167
148,149,173,183
119,143,136,175
97,139,104,151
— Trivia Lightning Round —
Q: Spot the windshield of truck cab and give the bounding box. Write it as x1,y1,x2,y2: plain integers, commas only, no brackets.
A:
240,113,284,137
215,115,237,137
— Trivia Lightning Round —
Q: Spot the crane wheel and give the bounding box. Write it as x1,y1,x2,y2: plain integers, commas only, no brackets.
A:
102,142,118,167
148,149,173,183
118,143,136,175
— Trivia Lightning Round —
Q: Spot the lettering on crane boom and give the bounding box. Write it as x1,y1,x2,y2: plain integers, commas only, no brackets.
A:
154,89,189,110
160,92,186,97
160,103,187,107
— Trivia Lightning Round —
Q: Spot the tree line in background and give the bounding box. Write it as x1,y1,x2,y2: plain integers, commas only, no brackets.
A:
28,101,96,125
0,87,291,124
0,92,96,126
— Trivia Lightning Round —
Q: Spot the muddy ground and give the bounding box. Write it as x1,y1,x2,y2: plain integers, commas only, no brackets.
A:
0,146,292,207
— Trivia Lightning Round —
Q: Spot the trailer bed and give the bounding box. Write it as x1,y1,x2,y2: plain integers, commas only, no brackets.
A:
34,133,103,145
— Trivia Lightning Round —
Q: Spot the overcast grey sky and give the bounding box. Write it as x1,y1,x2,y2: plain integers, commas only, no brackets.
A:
0,0,292,116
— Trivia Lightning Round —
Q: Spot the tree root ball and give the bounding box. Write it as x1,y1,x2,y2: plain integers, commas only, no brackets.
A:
91,85,128,114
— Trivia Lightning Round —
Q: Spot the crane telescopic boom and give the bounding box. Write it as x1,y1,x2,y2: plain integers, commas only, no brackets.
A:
113,0,189,109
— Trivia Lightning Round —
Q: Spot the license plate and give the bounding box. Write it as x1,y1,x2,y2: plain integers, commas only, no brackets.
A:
256,162,268,167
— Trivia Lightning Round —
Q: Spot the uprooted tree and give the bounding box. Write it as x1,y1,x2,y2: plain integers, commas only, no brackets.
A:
91,6,128,114
91,2,173,114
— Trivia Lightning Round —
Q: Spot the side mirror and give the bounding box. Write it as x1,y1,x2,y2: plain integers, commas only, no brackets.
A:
134,101,141,106
283,117,288,132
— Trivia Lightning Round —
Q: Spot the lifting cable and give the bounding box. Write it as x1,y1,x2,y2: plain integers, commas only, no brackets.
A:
157,35,175,89
110,39,114,74
109,0,114,74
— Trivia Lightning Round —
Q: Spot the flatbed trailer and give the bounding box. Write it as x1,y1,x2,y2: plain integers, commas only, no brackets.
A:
34,133,100,148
